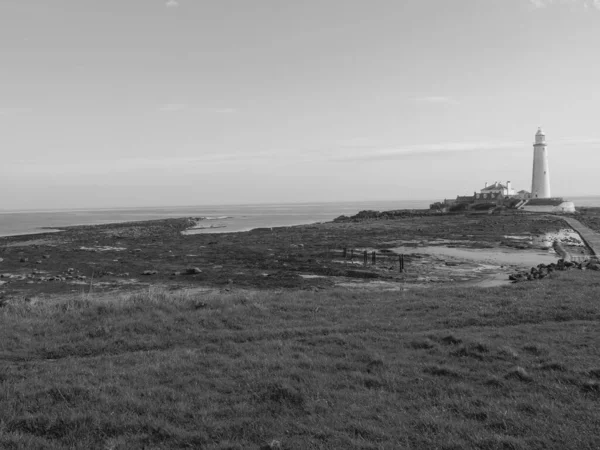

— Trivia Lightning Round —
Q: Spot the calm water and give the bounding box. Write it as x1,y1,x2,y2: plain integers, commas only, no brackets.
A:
0,200,429,238
1,196,598,238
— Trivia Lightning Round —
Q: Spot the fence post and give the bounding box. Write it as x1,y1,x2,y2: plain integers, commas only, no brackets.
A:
342,247,347,258
372,251,376,265
399,254,405,272
363,250,368,266
350,249,354,261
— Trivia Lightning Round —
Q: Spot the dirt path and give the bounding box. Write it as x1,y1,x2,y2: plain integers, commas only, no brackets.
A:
557,216,600,258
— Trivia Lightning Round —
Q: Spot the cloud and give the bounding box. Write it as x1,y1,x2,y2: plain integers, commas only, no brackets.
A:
528,0,600,9
333,140,525,162
158,103,187,112
415,96,457,104
529,0,547,7
210,108,237,114
165,0,179,7
157,104,238,114
330,136,600,163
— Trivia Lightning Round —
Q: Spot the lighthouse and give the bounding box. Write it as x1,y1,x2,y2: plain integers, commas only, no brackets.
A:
531,127,551,198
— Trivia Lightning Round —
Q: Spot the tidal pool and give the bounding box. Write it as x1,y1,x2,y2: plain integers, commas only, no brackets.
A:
391,245,557,267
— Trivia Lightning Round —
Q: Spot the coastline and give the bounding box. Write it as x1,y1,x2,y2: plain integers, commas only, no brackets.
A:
2,197,598,239
2,208,600,300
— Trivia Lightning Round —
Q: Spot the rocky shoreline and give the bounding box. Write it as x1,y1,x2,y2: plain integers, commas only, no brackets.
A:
1,209,600,301
509,258,600,282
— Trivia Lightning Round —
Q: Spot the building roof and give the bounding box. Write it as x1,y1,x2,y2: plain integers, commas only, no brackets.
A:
517,190,530,194
481,182,507,191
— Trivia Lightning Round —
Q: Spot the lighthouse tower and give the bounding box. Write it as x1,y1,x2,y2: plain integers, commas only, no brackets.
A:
531,127,551,198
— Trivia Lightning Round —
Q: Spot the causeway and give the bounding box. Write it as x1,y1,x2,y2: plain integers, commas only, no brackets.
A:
558,216,600,258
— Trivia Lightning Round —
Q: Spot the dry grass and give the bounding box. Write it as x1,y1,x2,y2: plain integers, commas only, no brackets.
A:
1,271,600,449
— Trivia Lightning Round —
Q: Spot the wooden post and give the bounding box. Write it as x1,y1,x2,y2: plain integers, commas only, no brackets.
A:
372,251,376,265
363,250,368,266
350,249,354,261
342,247,347,258
399,254,405,272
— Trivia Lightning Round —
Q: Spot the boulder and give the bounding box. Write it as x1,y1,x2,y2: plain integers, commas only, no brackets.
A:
587,262,600,271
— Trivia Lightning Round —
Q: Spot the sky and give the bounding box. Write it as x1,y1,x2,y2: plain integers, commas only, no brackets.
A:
1,0,599,209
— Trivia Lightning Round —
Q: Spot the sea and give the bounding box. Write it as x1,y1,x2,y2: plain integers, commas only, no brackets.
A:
1,197,599,238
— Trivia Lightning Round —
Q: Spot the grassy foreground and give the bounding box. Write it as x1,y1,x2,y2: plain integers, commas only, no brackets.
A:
1,273,600,449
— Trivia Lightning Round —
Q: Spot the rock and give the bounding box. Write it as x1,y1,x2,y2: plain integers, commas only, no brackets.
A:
185,267,202,275
35,260,43,265
42,255,50,259
587,262,600,271
19,258,29,263
142,270,158,275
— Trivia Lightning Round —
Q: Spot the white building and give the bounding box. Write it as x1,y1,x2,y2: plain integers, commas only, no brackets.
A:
479,181,515,196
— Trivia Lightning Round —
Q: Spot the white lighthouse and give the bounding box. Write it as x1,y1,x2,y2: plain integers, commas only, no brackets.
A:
531,127,551,198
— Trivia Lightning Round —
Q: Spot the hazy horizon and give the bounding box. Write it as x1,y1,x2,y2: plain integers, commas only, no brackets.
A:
2,0,600,209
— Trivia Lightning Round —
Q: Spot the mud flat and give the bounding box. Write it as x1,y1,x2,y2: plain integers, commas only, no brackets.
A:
1,209,599,300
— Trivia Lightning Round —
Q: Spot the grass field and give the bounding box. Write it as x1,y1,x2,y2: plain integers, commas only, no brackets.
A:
1,271,600,449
